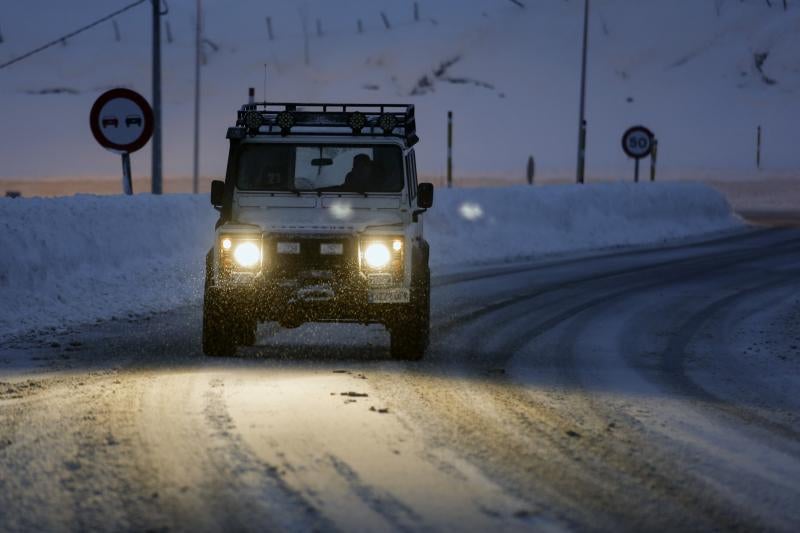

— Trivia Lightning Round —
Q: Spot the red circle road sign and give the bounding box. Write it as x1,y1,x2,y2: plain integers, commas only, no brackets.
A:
90,88,154,153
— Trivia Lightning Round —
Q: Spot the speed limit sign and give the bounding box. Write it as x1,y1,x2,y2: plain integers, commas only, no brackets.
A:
622,126,654,159
622,126,656,183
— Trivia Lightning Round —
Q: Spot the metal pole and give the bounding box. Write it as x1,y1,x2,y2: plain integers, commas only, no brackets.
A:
447,111,453,188
151,0,163,194
634,158,640,183
757,125,762,169
576,0,589,184
527,156,535,185
121,153,133,195
650,139,658,182
192,0,201,194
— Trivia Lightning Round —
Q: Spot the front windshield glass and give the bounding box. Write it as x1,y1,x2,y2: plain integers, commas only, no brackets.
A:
236,144,404,193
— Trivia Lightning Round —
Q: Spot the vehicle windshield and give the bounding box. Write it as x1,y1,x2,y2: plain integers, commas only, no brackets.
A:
237,144,404,193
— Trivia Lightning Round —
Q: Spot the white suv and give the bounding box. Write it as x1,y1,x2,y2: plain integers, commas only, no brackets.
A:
203,103,434,358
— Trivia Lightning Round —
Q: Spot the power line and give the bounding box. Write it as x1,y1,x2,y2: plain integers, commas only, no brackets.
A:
0,0,147,70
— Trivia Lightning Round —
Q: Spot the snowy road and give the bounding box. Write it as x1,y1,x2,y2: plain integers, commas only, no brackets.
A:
2,228,800,532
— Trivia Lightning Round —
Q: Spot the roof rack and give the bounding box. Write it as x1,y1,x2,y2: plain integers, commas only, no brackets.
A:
229,102,419,147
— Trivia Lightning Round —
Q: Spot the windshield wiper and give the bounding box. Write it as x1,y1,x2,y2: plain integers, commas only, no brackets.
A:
312,186,368,198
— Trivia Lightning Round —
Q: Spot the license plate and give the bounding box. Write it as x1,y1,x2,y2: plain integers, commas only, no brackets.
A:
320,243,344,255
367,273,393,286
368,288,410,303
277,242,300,254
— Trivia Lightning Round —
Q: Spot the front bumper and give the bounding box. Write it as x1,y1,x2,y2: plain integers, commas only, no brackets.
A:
216,270,411,325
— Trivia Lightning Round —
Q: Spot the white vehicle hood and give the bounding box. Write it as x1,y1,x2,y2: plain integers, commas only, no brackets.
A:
233,194,405,234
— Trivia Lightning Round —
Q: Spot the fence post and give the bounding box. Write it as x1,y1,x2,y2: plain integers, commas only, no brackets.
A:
357,19,363,33
447,111,453,188
414,2,420,21
112,20,120,42
527,156,535,185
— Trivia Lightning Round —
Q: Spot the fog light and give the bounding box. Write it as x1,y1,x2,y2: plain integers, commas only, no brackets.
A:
233,242,261,268
364,243,390,269
221,238,232,250
392,239,403,252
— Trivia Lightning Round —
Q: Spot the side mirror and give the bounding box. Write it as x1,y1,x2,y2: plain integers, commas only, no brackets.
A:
417,182,434,209
210,180,225,208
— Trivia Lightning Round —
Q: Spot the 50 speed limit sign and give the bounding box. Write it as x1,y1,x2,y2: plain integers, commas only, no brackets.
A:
622,126,654,159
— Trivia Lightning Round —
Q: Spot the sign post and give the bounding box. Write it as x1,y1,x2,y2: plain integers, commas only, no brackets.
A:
650,138,658,182
621,125,654,183
90,88,154,195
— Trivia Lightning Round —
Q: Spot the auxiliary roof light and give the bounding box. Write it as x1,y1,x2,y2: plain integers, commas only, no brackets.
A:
275,111,295,136
348,111,366,134
244,111,262,132
378,113,398,134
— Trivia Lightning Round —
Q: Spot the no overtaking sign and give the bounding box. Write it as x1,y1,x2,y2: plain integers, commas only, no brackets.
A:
90,88,154,153
90,88,154,195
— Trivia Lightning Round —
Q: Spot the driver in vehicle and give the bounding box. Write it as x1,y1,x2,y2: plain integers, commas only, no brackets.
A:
343,153,372,191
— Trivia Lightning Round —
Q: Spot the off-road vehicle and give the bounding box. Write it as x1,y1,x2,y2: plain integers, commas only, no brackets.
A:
203,101,434,358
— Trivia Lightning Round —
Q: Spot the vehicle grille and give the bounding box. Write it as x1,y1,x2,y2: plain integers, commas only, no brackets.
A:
265,234,357,275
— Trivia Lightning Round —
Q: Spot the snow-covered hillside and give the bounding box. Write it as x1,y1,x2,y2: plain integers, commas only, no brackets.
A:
1,0,798,182
0,183,742,338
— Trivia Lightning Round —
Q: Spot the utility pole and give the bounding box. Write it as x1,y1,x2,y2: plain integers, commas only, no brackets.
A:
576,0,589,184
193,0,202,194
151,0,163,194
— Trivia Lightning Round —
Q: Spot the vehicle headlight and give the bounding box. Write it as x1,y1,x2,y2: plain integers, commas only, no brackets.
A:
219,235,262,274
364,242,391,269
233,241,261,268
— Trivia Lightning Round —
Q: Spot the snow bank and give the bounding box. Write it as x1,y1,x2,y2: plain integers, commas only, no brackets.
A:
0,183,741,338
0,195,217,338
426,182,742,267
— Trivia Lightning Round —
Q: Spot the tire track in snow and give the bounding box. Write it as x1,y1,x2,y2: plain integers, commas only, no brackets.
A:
327,454,422,532
407,231,800,530
201,376,336,532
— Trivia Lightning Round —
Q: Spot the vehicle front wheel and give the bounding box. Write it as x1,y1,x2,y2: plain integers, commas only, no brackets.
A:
389,265,430,361
202,288,238,357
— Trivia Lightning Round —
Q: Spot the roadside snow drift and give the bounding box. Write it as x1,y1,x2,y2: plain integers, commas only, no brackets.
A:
0,183,742,338
427,182,742,266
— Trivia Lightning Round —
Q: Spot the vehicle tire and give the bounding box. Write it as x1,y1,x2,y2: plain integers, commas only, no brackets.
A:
238,317,257,346
390,261,430,361
202,287,237,357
